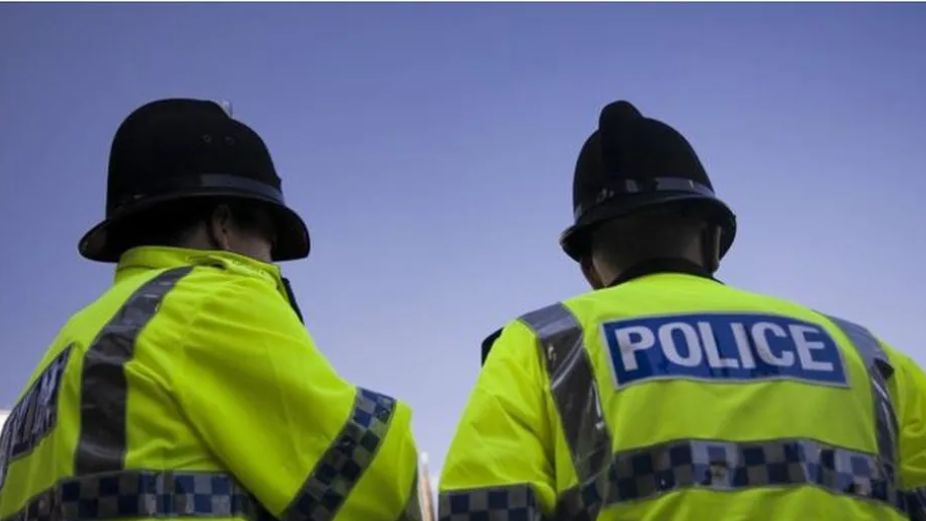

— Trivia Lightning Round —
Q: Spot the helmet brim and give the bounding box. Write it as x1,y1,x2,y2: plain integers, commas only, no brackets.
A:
560,193,736,262
79,190,310,263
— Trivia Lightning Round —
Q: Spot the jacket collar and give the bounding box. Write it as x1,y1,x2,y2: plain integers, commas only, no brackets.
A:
115,246,284,287
606,257,719,288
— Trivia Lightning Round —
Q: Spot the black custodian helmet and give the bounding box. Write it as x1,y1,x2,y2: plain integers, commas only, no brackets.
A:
560,100,736,261
79,99,310,262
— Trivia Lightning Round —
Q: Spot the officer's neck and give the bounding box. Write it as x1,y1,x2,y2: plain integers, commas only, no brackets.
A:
180,222,274,264
605,257,716,288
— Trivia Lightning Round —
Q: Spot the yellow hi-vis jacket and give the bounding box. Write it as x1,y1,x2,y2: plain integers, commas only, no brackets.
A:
439,272,926,520
0,246,422,521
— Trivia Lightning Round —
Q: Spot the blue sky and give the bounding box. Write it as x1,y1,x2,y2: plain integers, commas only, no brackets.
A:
1,3,924,477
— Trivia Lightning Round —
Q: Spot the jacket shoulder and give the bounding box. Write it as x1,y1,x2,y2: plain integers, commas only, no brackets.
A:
480,328,503,366
480,300,576,365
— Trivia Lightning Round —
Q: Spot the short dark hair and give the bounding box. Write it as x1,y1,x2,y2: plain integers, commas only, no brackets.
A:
589,200,713,269
109,197,275,253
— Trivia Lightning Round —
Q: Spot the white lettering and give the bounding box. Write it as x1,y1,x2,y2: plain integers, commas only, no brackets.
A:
616,326,655,371
659,322,703,367
751,322,794,367
698,322,739,369
730,322,756,369
789,324,834,371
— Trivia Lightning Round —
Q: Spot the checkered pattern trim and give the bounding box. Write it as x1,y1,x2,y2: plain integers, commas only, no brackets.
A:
599,438,901,509
282,387,397,521
1,470,270,521
438,484,544,521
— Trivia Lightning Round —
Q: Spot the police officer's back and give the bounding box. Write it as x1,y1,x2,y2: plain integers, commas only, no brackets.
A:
0,100,422,521
439,101,926,520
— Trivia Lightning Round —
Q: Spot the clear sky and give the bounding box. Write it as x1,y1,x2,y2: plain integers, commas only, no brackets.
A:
1,3,924,478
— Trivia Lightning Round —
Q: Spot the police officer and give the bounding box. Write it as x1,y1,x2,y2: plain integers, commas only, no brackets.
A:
438,100,926,520
0,99,422,521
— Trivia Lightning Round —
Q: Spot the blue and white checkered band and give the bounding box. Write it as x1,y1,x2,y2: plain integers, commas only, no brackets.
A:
439,484,543,521
0,470,273,521
282,388,397,521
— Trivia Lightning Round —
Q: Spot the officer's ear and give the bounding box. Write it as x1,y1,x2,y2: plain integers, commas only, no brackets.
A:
206,204,234,251
581,256,605,289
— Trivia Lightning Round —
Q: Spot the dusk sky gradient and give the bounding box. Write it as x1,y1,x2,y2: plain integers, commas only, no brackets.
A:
1,3,924,477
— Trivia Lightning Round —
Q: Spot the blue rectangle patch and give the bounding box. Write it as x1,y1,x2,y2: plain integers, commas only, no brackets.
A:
602,313,847,389
0,345,71,488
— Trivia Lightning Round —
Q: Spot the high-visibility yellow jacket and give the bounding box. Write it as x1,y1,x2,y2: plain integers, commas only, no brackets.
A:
440,271,926,520
0,246,421,521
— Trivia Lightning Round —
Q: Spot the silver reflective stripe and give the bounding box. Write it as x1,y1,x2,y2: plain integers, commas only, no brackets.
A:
825,316,899,478
438,484,544,521
282,388,397,521
0,470,271,521
829,315,926,519
519,303,612,517
74,267,193,475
